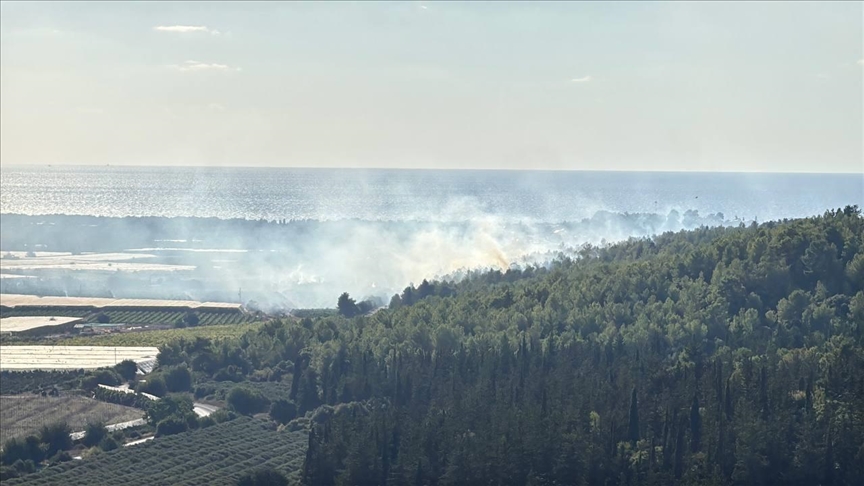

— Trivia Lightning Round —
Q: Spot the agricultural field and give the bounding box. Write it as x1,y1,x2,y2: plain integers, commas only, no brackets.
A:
5,416,309,485
0,294,241,310
0,394,144,443
0,370,85,395
0,346,159,371
0,317,82,333
0,252,194,272
14,323,266,347
0,308,91,319
81,309,257,326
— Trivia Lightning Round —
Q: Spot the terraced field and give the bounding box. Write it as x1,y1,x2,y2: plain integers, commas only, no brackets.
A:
5,417,308,486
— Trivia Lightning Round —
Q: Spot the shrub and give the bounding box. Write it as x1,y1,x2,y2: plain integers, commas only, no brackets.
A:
198,416,216,428
13,459,35,474
99,436,119,452
0,466,20,481
194,384,216,399
164,365,192,392
39,422,72,457
156,417,188,437
213,365,245,383
184,311,200,327
236,467,288,486
96,313,111,324
114,360,139,381
1,436,44,466
80,368,121,391
269,399,297,425
227,386,270,416
208,409,237,424
137,375,167,397
145,394,194,424
82,421,108,448
48,450,72,465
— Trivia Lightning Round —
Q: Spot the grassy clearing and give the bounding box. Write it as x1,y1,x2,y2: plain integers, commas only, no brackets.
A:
0,394,144,443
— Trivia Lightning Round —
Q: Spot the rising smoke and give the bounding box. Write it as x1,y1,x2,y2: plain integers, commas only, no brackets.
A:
0,204,732,310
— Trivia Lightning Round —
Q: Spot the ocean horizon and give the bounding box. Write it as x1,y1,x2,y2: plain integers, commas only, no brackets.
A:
2,165,861,224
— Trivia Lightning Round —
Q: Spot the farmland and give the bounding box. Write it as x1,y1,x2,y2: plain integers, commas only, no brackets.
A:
0,394,144,444
5,416,308,485
0,346,159,371
80,309,256,326
0,308,91,319
8,322,266,347
0,317,82,333
0,294,241,310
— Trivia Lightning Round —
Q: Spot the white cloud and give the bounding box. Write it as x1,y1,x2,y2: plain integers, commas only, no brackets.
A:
571,75,592,83
154,25,220,35
169,60,240,72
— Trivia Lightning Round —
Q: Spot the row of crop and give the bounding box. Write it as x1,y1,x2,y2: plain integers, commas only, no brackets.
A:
91,387,152,410
6,417,307,485
85,311,185,324
196,312,249,326
0,370,85,395
81,310,250,326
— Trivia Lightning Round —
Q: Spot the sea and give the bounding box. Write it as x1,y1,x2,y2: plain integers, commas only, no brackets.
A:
1,166,862,223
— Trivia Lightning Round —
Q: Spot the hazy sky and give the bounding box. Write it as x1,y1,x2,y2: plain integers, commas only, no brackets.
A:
1,1,862,172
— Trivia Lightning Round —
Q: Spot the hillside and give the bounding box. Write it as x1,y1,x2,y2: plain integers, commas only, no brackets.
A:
5,207,863,486
4,417,307,486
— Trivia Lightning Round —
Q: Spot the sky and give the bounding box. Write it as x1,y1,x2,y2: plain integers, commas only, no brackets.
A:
0,1,862,173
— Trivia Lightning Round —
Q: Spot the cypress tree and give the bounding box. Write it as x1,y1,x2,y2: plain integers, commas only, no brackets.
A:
690,394,702,453
628,387,640,444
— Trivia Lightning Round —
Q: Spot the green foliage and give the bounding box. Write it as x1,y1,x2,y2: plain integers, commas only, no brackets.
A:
92,386,151,409
1,436,44,466
337,292,359,318
156,416,189,437
98,436,119,452
21,208,858,486
81,421,107,448
114,360,139,381
38,422,71,459
184,311,200,327
137,375,167,397
236,467,289,486
0,370,82,395
2,417,307,485
269,399,297,425
145,394,195,425
227,386,270,416
95,313,110,324
79,368,122,391
163,364,192,392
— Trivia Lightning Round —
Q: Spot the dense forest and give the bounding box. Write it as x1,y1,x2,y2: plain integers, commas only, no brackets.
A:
147,206,864,485
6,207,864,485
